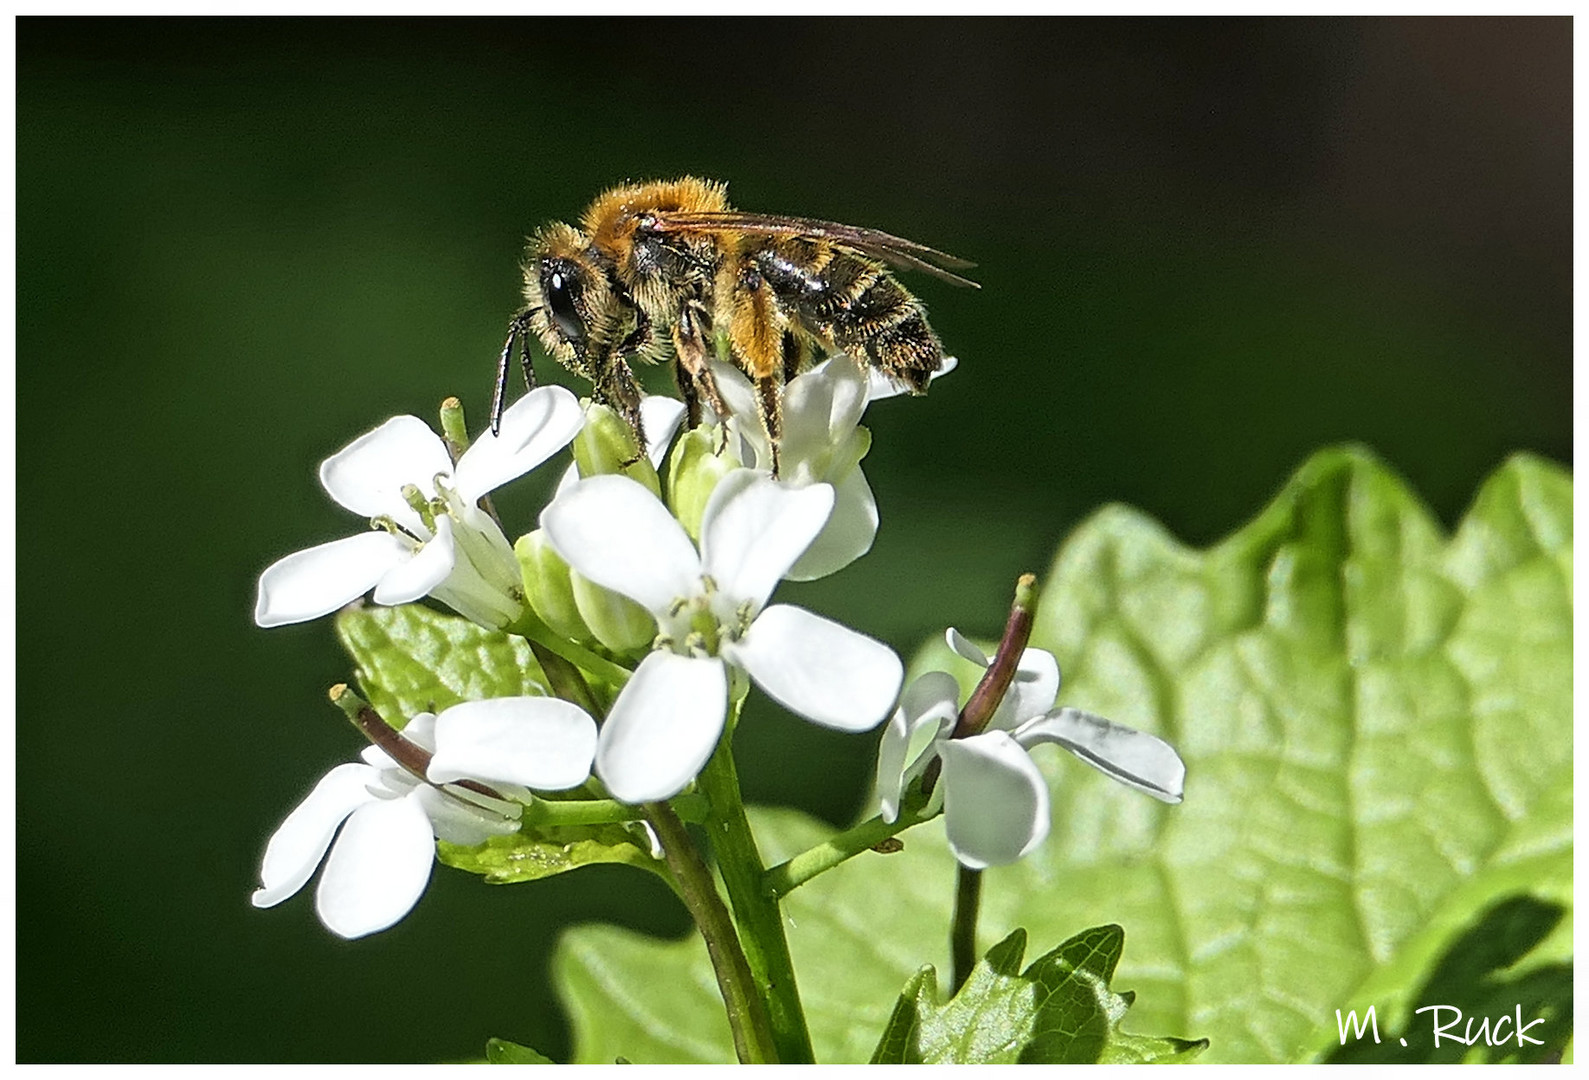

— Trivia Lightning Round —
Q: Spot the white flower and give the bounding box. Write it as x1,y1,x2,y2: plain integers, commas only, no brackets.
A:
254,386,584,630
708,354,954,581
541,470,904,803
876,629,1185,870
252,696,597,939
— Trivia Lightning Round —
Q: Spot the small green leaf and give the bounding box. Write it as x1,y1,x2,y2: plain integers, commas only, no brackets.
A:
438,820,662,885
485,1037,555,1063
335,603,550,721
870,926,1206,1063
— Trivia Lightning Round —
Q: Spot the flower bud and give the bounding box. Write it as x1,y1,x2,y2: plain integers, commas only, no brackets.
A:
666,426,744,540
573,402,661,497
438,396,470,459
515,530,594,644
571,570,656,656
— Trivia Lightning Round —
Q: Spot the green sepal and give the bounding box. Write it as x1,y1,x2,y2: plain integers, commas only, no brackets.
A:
573,401,660,496
439,818,664,885
515,530,595,645
666,426,743,540
334,603,549,721
485,1037,555,1064
870,926,1206,1064
569,569,655,656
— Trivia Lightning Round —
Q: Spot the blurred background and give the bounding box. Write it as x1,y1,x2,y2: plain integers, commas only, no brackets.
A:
17,17,1569,1062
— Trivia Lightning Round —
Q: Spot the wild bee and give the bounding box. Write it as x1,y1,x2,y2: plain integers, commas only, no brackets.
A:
491,177,976,471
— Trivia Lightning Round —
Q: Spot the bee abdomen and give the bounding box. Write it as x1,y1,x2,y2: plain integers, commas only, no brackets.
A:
755,246,944,390
864,313,940,392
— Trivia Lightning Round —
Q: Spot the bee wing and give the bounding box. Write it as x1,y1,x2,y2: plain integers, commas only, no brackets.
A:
649,211,980,289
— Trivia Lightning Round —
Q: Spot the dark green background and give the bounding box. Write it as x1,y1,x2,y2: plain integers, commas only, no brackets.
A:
17,18,1569,1062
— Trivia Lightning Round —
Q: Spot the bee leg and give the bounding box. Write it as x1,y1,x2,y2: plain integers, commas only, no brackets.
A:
491,311,533,435
755,375,783,477
593,359,648,462
781,331,809,383
617,309,653,356
673,358,703,428
672,304,733,425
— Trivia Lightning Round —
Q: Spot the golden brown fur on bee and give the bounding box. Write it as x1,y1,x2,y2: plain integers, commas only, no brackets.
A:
499,176,969,467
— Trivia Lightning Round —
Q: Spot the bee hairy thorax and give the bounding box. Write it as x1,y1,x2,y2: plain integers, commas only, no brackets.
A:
497,178,972,470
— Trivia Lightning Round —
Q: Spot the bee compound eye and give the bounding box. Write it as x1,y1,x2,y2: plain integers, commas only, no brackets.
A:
543,264,586,345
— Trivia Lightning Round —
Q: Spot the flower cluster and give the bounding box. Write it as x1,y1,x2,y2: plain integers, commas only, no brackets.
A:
248,347,1187,953
250,357,923,936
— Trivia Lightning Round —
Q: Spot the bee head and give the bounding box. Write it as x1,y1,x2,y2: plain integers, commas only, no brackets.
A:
522,223,628,365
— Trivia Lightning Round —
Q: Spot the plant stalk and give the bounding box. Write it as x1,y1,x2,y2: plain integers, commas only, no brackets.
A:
950,866,983,993
507,609,633,689
643,801,777,1064
526,640,603,718
698,736,816,1064
762,807,927,899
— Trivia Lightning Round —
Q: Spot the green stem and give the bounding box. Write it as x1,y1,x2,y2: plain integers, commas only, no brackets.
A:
698,733,815,1064
526,640,603,718
507,610,633,690
762,807,931,899
522,792,708,827
950,866,983,993
644,801,777,1064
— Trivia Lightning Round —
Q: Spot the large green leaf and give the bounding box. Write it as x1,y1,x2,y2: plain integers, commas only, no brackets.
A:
554,447,1570,1062
335,602,551,723
870,926,1207,1063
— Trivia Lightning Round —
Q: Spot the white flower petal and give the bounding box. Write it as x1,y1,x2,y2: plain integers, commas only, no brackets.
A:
453,385,584,505
314,792,436,939
707,360,759,424
784,467,879,582
989,648,1062,732
780,354,868,466
597,652,728,804
410,785,519,846
428,696,597,791
554,461,581,500
940,731,1050,869
640,395,688,467
1015,707,1185,803
254,531,410,627
359,744,397,770
371,516,455,606
704,362,773,470
318,415,453,533
541,474,702,615
252,762,382,909
875,670,962,822
700,474,834,611
945,627,989,667
402,712,438,752
866,354,957,400
728,604,902,732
